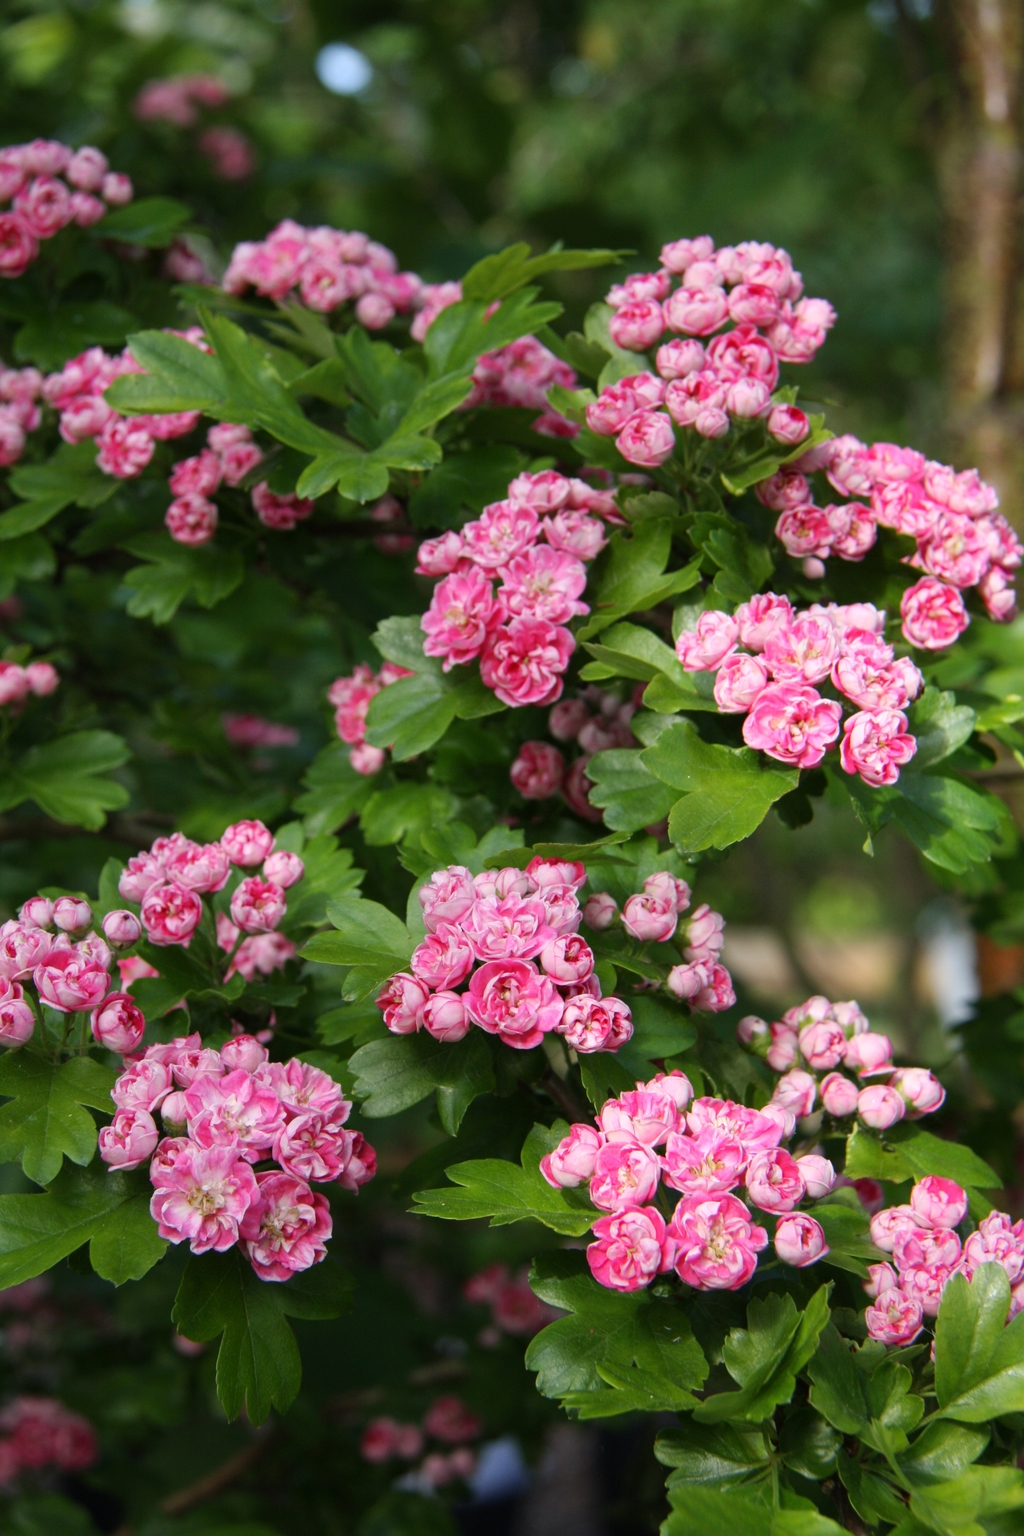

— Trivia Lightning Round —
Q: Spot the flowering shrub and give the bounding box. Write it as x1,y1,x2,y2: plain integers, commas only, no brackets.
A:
0,139,133,282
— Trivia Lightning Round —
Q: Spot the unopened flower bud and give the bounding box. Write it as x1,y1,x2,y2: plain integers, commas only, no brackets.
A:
843,1031,893,1076
102,909,142,946
820,1071,860,1117
52,896,92,932
261,850,304,889
737,1014,770,1054
19,896,53,929
774,1213,828,1267
795,1154,836,1199
857,1083,905,1130
890,1066,946,1117
90,992,145,1054
583,892,618,930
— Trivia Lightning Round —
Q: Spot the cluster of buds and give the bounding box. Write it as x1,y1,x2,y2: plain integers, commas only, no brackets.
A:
738,994,946,1129
361,1395,482,1488
0,139,132,282
116,819,303,956
0,656,58,707
223,219,421,328
378,857,635,1053
462,1262,558,1341
0,1396,96,1485
328,661,415,776
511,685,641,818
677,594,924,785
0,361,44,469
417,470,620,709
866,1177,1024,1343
584,874,735,1014
164,423,260,545
100,1034,374,1282
541,1070,835,1292
132,76,254,181
583,235,834,466
764,436,1020,626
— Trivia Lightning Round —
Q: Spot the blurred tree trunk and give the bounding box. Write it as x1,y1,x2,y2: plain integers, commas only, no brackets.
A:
937,0,1024,527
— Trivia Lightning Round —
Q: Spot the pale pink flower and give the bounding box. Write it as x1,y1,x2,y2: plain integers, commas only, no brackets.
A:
150,1143,259,1254
857,1084,906,1129
608,300,665,350
687,1097,782,1154
764,613,839,685
169,450,222,499
767,404,809,445
960,1211,1024,1284
527,855,587,890
796,1155,836,1199
480,618,574,707
221,819,275,866
890,1066,946,1117
112,1057,173,1113
589,1140,661,1212
643,872,691,911
775,1214,828,1267
775,505,834,559
141,881,203,947
498,545,588,625
13,176,72,238
586,381,644,436
165,840,231,894
765,1020,799,1071
843,1031,893,1075
600,1090,679,1147
52,896,91,933
242,1169,331,1281
621,891,678,943
684,904,725,966
667,1193,768,1289
90,992,144,1054
420,991,470,1042
251,483,313,531
742,683,842,767
660,236,715,272
832,652,922,711
675,610,739,671
419,865,475,931
221,1034,268,1073
869,1205,922,1254
510,741,565,799
557,993,632,1053
799,1020,846,1071
643,1070,694,1111
0,983,37,1046
98,1107,159,1170
616,408,676,466
758,468,812,513
24,661,58,697
656,338,706,379
229,877,286,935
260,850,304,890
411,922,475,990
707,325,779,387
259,1057,346,1119
185,1068,285,1159
376,972,429,1035
462,893,554,962
66,147,108,191
96,417,155,478
901,1263,954,1317
0,922,52,979
660,1127,745,1195
540,1124,602,1189
461,501,539,569
588,1207,667,1291
539,933,594,984
273,1113,352,1183
664,368,727,427
892,1223,961,1273
863,1261,898,1299
773,1069,817,1119
745,1148,805,1212
734,593,794,651
33,949,108,1012
583,892,618,929
900,577,969,650
465,958,563,1049
663,286,729,336
819,1073,859,1117
713,652,769,711
840,708,917,787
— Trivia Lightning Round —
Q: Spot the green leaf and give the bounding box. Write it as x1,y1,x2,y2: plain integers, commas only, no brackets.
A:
642,719,799,852
584,749,680,834
287,357,352,407
910,1465,1024,1536
910,689,977,770
364,672,460,759
358,782,459,848
412,1123,596,1234
409,445,524,529
779,1406,842,1480
694,1285,831,1424
461,242,622,302
172,1250,352,1424
294,743,376,836
121,534,245,624
845,769,1011,876
812,1200,880,1278
934,1265,1024,1421
897,1422,990,1488
807,1324,869,1433
0,729,130,830
15,302,136,372
662,1489,845,1536
614,992,698,1077
578,521,700,641
655,1420,771,1486
690,516,774,605
837,1450,909,1528
582,620,690,684
93,195,191,245
845,1123,1000,1194
0,1162,163,1287
88,1182,167,1284
106,329,228,415
423,289,563,377
0,1052,116,1185
525,1249,708,1416
300,894,411,997
350,1031,496,1132
0,441,118,540
372,613,437,674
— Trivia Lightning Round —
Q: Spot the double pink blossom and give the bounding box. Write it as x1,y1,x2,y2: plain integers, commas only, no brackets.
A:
465,959,563,1049
667,1193,769,1290
742,683,842,768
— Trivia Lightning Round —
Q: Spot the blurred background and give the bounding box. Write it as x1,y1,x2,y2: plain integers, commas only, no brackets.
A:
3,3,1024,1532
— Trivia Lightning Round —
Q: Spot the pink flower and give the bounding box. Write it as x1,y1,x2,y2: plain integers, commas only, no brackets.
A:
220,1035,268,1073
498,545,588,625
819,1072,860,1117
538,933,594,985
0,922,52,979
863,1261,898,1299
90,992,144,1054
707,325,780,387
165,840,231,894
900,577,969,650
251,483,313,531
663,286,729,336
361,1418,424,1463
667,1193,769,1290
767,404,809,445
511,741,565,799
840,708,916,787
589,1140,661,1212
890,1066,946,1117
798,1020,846,1071
141,881,203,947
97,1107,159,1171
656,338,706,378
480,618,574,707
52,896,91,932
600,1090,678,1147
150,1142,259,1254
857,1084,905,1129
221,819,275,866
255,850,302,892
415,530,464,576
33,950,108,1012
745,1149,805,1212
101,172,133,205
230,877,286,935
169,450,222,499
242,1170,331,1281
661,236,715,272
796,1155,836,1199
0,981,36,1047
892,1223,962,1274
462,893,554,962
418,991,469,1043
764,613,839,685
66,147,108,191
273,1113,352,1183
12,176,72,238
742,683,842,767
870,1204,922,1254
622,891,678,943
772,1069,818,1119
461,501,539,569
675,611,739,671
844,1031,893,1075
376,972,430,1035
774,1214,829,1267
733,595,792,655
713,652,769,712
660,1127,746,1195
644,1069,694,1110
583,891,618,929
528,855,586,890
865,1288,924,1345
540,1123,603,1188
908,1176,967,1232
465,958,563,1049
616,410,675,467
643,872,691,911
185,1068,285,1159
423,1395,483,1444
557,993,632,1053
97,911,141,951
725,376,773,417
960,1211,1024,1284
608,300,665,350
419,866,476,931
542,509,608,561
411,922,475,990
588,1207,667,1291
832,651,922,711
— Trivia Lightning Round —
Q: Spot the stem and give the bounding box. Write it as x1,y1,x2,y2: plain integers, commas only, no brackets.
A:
539,1070,590,1123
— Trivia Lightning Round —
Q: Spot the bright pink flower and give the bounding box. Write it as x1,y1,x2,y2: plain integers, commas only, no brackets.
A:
643,1070,694,1111
758,468,812,512
796,1155,836,1199
528,856,587,890
622,891,678,943
257,1057,346,1120
960,1211,1024,1284
221,819,275,866
140,881,203,947
668,1193,768,1290
98,1107,159,1169
869,1204,922,1254
767,404,809,445
608,300,664,350
900,1263,954,1317
661,235,715,272
169,450,222,499
890,1066,946,1117
0,922,52,979
863,1261,898,1299
600,1090,679,1147
583,891,618,929
255,850,302,892
185,1067,285,1159
735,593,794,652
465,958,563,1049
840,708,917,787
12,176,71,238
615,409,676,466
664,368,727,427
742,683,842,768
462,893,554,962
713,652,769,712
542,508,608,559
589,1140,661,1212
764,1021,799,1071
675,610,739,671
660,1127,746,1195
745,1148,805,1212
764,613,839,685
832,652,922,711
707,325,780,387
775,1214,829,1267
586,381,644,435
498,545,588,625
892,1223,961,1274
858,1083,905,1129
165,840,231,894
557,993,632,1053
772,1069,817,1119
112,1057,173,1114
251,483,313,531
337,1129,376,1191
411,922,475,990
511,741,565,799
230,877,286,935
273,1112,352,1183
220,1035,268,1073
799,1020,846,1071
118,853,163,903
419,865,476,931
150,1142,259,1254
588,1206,667,1291
843,1031,893,1075
687,1097,781,1153
539,933,594,984
218,440,263,486
663,285,729,336
540,1123,602,1188
415,529,464,577
480,618,574,707
0,982,36,1046
461,501,539,569
90,992,144,1053
96,417,154,478
376,972,429,1035
242,1169,331,1282
33,949,108,1012
900,577,969,650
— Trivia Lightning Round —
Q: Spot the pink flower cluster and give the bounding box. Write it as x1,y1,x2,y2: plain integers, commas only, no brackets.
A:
223,220,421,328
762,436,1020,629
377,857,634,1053
677,594,924,785
463,1261,558,1338
541,1071,833,1292
0,656,58,707
583,874,736,1014
328,661,415,775
585,236,834,466
864,1176,1024,1345
738,993,946,1130
198,126,256,182
117,819,302,952
510,685,641,816
0,1397,96,1485
164,423,285,546
361,1395,481,1487
0,139,132,281
100,1034,375,1282
42,337,206,480
0,893,131,1049
418,470,619,706
0,361,44,468
222,713,300,749
133,74,231,127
